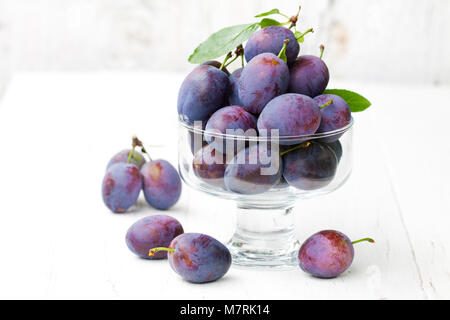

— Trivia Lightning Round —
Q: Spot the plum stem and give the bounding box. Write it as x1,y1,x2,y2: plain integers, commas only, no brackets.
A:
295,28,314,40
319,99,334,109
132,135,153,161
220,52,232,71
351,238,375,245
225,44,244,68
319,44,325,59
224,54,239,68
289,5,301,29
141,145,153,162
149,247,175,256
277,39,290,58
231,45,244,68
280,141,311,156
127,146,136,164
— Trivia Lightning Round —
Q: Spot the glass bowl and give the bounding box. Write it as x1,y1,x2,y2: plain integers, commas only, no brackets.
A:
178,118,354,269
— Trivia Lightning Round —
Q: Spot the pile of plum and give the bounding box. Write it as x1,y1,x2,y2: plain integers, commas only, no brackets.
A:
179,24,355,195
102,136,182,213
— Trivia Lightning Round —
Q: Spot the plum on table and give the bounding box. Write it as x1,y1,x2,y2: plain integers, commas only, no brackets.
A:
141,160,182,210
126,215,184,259
149,233,232,283
107,149,146,169
299,230,374,278
102,163,142,213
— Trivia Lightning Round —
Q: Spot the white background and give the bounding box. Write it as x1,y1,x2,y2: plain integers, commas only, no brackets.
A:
0,0,449,300
1,0,450,89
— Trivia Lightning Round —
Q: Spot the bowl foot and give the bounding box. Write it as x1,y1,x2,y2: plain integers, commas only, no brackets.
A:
227,239,300,270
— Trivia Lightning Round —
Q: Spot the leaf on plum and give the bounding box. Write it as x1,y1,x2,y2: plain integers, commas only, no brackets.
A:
295,31,305,43
323,89,372,112
259,18,282,28
188,23,260,64
255,9,280,17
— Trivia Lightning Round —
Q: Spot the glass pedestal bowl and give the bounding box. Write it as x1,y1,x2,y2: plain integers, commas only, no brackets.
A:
178,119,354,269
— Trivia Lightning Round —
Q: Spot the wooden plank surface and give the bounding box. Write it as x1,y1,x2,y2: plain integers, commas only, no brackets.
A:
0,73,448,299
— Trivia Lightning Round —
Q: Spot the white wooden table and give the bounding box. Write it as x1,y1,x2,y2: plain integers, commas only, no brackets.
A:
0,72,449,300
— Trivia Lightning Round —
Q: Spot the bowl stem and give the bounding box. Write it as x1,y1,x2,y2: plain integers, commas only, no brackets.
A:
227,203,300,269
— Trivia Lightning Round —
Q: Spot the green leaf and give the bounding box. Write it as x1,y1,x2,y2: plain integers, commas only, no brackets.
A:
188,23,260,64
255,9,280,17
295,31,304,43
260,18,282,28
323,89,372,112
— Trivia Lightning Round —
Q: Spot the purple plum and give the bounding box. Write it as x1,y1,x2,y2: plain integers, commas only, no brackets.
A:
314,94,351,141
283,141,338,190
257,93,321,144
126,215,184,259
188,122,207,155
107,149,146,170
228,68,243,106
201,60,230,76
289,55,329,97
245,26,300,65
177,65,229,123
192,144,227,187
324,140,343,162
150,233,231,283
102,163,142,213
205,105,257,154
141,160,182,210
299,230,374,278
224,143,282,194
238,53,289,115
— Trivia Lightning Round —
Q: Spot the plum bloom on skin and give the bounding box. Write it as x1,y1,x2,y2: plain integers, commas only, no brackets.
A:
141,160,182,210
205,105,257,154
102,163,142,213
299,230,374,278
149,233,232,284
126,215,184,259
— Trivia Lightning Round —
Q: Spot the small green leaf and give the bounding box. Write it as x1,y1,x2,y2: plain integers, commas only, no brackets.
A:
255,9,280,17
188,23,260,64
295,31,304,43
260,18,282,28
323,89,372,112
